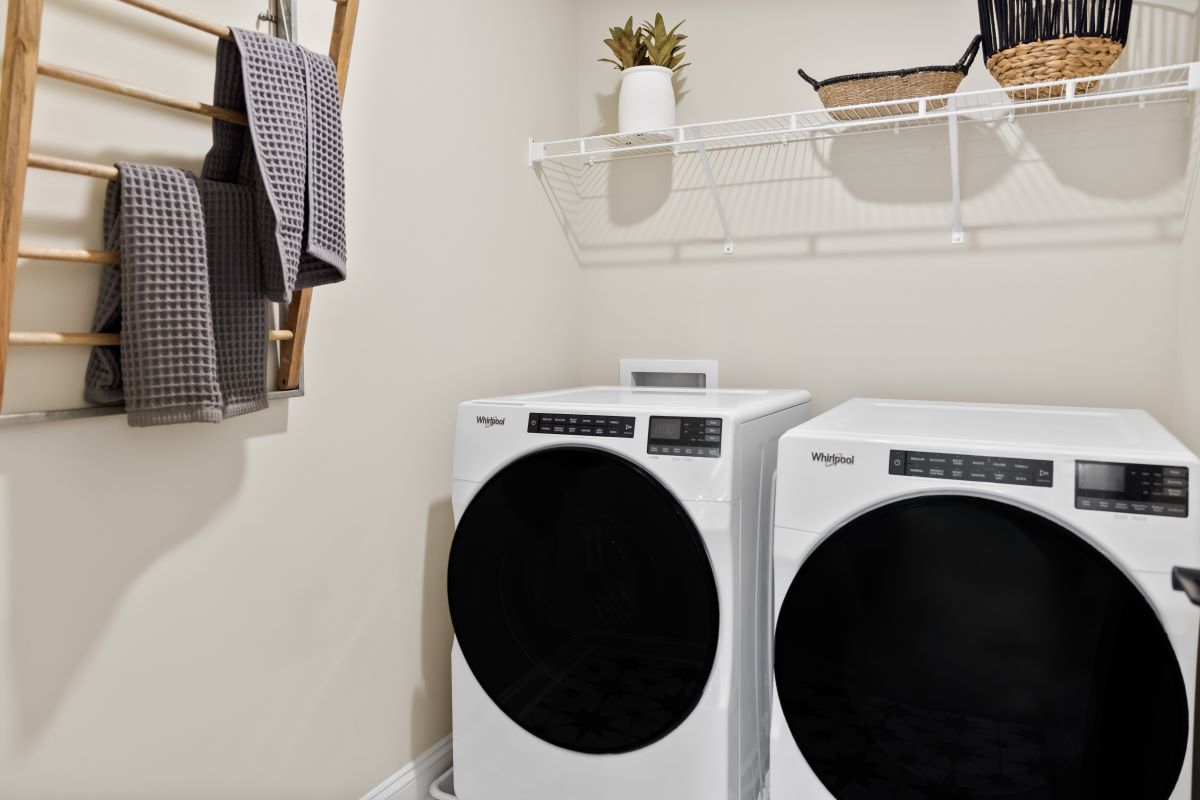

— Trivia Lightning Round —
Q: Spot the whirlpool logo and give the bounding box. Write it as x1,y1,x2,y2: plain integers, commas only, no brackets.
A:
476,416,506,429
812,452,855,467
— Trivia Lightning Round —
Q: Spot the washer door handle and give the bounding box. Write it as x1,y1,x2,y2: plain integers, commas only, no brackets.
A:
1172,567,1200,607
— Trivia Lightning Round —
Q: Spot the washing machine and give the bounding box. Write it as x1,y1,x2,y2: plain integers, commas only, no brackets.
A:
770,398,1200,800
448,385,812,800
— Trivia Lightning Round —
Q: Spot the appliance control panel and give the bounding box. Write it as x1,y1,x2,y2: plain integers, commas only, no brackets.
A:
1075,461,1189,518
648,416,722,459
528,413,635,438
890,450,1054,487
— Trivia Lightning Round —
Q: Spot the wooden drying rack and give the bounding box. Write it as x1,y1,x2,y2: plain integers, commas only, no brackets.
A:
0,0,361,419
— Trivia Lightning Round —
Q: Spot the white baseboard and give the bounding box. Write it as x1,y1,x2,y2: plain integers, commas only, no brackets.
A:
359,735,453,800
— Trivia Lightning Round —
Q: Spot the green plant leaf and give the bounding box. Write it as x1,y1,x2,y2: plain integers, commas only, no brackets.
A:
635,13,687,70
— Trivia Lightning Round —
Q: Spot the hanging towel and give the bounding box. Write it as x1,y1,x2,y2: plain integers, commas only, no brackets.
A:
84,163,269,426
205,27,347,303
195,178,270,419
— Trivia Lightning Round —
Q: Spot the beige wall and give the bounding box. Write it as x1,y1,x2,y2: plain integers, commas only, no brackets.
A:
0,1,579,799
4,1,1200,799
570,0,1200,446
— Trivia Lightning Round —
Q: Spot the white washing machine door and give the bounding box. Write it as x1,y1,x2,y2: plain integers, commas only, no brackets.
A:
448,446,720,756
774,494,1189,800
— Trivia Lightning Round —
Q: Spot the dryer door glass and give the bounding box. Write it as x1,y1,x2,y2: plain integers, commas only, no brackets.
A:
448,447,720,755
775,495,1189,800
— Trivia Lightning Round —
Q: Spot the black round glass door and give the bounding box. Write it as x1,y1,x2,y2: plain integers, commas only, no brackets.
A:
775,495,1188,800
448,447,719,755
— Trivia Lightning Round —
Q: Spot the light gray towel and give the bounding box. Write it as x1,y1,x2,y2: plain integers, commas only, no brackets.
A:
84,163,268,426
205,27,346,303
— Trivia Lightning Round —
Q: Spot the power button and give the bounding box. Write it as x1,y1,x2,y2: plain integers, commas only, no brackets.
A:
889,451,906,476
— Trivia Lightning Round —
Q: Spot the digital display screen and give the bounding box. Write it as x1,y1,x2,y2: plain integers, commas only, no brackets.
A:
650,418,682,440
1077,462,1126,493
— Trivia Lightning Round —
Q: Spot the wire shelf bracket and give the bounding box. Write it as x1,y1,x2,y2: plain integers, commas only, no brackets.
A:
947,97,964,245
530,62,1200,251
695,139,734,254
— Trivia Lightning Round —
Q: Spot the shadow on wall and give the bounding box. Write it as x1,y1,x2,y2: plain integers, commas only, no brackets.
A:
1122,1,1200,70
0,406,288,751
411,498,456,754
536,103,1188,266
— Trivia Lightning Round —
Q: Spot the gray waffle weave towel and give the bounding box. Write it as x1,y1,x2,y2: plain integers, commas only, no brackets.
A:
84,164,268,426
196,178,270,419
205,28,346,303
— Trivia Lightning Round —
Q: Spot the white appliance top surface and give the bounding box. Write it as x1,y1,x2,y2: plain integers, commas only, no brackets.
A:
794,398,1194,458
469,386,812,416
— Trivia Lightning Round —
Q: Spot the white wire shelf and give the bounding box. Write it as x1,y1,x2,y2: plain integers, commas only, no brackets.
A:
531,63,1200,165
529,63,1200,252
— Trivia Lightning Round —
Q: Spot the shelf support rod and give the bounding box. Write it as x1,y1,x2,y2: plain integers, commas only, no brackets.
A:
695,141,734,255
948,99,964,245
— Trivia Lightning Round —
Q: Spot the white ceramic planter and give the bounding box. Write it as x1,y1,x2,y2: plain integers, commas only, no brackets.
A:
618,65,677,134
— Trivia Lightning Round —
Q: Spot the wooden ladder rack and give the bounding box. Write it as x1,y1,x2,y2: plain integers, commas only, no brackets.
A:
0,0,360,417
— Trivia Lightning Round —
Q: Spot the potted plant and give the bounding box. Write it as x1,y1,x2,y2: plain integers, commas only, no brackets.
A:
600,14,689,135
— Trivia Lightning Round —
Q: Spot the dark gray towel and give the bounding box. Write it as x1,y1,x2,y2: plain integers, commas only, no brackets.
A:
205,27,346,303
84,164,268,426
195,178,270,419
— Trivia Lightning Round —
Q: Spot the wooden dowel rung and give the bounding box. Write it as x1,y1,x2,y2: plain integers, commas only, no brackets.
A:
11,332,120,346
18,246,120,264
10,330,294,346
114,0,233,41
38,61,247,126
27,153,118,180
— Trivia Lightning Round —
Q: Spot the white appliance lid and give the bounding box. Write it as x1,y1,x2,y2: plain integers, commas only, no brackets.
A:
797,398,1193,458
475,386,812,414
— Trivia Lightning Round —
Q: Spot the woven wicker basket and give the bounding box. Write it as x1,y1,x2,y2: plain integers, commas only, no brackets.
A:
799,36,982,121
977,0,1131,99
986,35,1125,99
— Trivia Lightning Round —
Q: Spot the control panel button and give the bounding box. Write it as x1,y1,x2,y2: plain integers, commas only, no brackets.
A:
530,413,635,439
890,450,1053,488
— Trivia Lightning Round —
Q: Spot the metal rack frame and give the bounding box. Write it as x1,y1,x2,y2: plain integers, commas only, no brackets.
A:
530,62,1200,252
